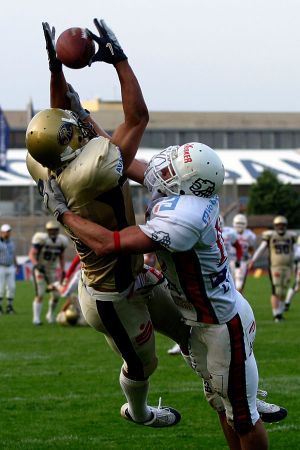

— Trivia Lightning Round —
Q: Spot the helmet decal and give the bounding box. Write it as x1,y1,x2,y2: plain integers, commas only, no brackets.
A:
151,230,171,248
57,122,74,146
189,178,215,197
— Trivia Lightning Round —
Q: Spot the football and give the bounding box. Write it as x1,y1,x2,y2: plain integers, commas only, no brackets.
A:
56,27,95,69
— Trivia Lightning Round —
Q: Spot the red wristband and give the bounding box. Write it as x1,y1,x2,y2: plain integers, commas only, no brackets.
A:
113,231,121,252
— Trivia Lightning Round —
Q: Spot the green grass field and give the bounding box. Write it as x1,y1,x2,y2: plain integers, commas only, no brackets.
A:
1,276,300,449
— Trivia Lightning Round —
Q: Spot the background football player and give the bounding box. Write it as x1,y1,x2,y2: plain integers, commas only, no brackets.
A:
219,215,243,277
231,213,256,293
249,216,297,322
28,220,69,325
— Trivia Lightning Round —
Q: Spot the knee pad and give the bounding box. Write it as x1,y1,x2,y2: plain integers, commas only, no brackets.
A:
274,285,284,298
122,356,158,380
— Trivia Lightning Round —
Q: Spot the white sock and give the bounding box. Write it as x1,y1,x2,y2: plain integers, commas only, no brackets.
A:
48,299,58,315
119,370,152,423
273,307,282,317
279,301,285,314
285,287,294,305
33,302,42,322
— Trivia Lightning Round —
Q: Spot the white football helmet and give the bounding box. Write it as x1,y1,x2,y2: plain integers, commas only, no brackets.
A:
144,142,224,198
26,108,88,170
233,214,248,233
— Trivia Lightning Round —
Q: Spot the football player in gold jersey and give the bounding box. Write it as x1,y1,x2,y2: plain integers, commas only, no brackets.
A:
249,216,297,322
28,220,69,325
26,19,187,427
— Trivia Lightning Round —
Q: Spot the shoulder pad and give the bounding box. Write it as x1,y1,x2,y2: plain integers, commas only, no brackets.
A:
32,232,47,245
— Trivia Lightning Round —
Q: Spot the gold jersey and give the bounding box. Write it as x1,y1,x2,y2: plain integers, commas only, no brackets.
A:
262,229,297,267
31,232,69,271
55,136,143,291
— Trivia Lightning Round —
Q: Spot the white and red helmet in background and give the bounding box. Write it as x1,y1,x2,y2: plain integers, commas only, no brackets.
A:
233,214,248,233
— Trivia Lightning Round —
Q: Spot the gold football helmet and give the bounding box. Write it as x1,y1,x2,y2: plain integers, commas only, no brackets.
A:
46,220,59,230
26,152,49,183
273,215,288,235
273,215,288,226
65,304,79,325
26,108,86,170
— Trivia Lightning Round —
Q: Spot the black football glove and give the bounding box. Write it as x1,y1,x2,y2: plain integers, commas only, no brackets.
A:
42,22,62,73
66,84,90,120
41,177,69,222
86,19,127,65
235,260,241,268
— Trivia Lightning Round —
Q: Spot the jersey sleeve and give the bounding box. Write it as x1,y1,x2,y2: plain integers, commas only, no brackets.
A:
31,232,46,247
262,230,272,242
139,217,200,252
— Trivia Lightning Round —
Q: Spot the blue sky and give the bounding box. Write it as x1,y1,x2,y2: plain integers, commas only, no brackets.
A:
1,0,300,111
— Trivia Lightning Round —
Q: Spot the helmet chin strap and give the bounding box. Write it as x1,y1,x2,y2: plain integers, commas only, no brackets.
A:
60,146,83,163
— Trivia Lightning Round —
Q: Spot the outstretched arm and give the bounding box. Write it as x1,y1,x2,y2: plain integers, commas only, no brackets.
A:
42,22,109,138
248,240,268,270
42,22,70,109
87,19,149,170
62,210,156,256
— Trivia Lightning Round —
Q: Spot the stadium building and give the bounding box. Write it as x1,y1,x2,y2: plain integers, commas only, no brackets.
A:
1,100,300,256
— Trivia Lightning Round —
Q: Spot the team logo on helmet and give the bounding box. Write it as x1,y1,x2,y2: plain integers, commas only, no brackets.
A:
57,122,74,145
189,178,215,197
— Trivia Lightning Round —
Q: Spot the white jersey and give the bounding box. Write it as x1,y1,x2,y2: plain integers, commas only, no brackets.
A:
222,226,239,261
31,232,69,271
231,229,256,262
139,195,238,325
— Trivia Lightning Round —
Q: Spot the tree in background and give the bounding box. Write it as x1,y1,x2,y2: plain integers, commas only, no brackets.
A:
247,170,300,228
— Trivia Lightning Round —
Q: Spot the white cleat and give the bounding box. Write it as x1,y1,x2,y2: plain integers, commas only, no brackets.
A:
256,390,288,423
167,343,181,355
46,311,55,324
120,397,181,427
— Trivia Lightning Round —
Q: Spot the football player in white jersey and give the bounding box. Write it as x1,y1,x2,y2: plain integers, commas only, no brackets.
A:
28,220,68,325
249,216,297,322
43,143,277,449
231,214,256,293
26,19,186,428
284,234,300,311
219,216,243,278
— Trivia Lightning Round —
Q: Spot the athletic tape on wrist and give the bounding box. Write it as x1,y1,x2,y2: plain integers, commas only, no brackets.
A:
113,231,121,252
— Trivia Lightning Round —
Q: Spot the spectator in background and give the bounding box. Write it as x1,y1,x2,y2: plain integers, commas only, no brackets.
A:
0,224,19,314
28,220,69,325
